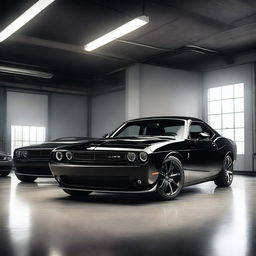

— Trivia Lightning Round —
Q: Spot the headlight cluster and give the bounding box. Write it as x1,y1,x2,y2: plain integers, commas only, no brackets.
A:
55,151,73,162
15,150,28,158
127,151,148,163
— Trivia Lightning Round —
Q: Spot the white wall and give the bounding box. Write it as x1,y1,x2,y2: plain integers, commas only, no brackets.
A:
91,90,125,137
126,64,202,119
203,63,254,171
6,91,48,153
50,94,87,139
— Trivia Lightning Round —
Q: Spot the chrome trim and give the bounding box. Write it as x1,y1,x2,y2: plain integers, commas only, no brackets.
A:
15,172,53,177
61,184,157,194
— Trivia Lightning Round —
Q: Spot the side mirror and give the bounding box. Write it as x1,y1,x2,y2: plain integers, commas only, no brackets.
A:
199,132,210,140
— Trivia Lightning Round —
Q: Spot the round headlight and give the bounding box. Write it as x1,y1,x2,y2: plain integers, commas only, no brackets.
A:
56,152,63,161
22,151,28,158
7,156,12,161
127,152,136,162
15,151,21,158
66,151,73,161
139,151,148,162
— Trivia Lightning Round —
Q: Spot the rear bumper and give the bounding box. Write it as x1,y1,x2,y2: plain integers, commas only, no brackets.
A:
14,161,53,177
50,162,159,192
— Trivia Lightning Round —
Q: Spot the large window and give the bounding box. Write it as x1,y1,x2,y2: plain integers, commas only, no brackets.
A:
208,83,244,154
11,125,46,154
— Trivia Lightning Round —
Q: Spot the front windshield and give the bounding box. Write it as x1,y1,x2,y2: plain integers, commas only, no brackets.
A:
112,119,185,139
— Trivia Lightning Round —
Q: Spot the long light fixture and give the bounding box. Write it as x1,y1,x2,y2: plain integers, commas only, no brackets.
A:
0,0,55,43
84,15,149,51
0,65,53,79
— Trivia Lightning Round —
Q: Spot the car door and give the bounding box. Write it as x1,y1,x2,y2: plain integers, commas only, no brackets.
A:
184,121,220,184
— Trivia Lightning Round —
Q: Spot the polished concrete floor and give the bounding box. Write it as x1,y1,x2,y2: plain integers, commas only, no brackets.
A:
0,173,255,256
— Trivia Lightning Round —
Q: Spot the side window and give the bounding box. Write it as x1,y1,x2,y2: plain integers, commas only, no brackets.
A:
189,122,214,139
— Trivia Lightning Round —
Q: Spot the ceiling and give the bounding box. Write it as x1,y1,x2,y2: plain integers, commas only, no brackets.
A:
0,0,255,91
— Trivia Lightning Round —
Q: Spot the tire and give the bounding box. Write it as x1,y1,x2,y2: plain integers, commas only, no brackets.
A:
63,189,92,197
0,170,10,177
214,155,233,187
155,156,184,200
15,173,37,183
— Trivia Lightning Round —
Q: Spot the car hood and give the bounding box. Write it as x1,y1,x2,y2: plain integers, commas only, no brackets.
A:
14,139,91,150
56,137,183,153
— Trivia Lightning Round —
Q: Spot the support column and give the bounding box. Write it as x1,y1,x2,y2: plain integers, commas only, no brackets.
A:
0,87,7,152
125,64,141,120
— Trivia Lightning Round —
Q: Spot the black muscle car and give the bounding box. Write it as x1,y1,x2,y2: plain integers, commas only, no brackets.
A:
49,117,237,200
13,137,90,182
0,152,13,177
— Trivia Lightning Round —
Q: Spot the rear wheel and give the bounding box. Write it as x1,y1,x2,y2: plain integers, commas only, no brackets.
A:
0,170,10,177
63,189,92,197
15,173,37,182
155,156,184,200
214,155,233,187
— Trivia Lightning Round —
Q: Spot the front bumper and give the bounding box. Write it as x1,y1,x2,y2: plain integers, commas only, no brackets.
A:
14,160,53,177
50,162,159,192
0,161,13,171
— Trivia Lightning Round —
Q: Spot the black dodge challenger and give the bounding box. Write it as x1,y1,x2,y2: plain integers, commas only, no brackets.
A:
13,137,90,182
0,152,13,177
49,117,237,200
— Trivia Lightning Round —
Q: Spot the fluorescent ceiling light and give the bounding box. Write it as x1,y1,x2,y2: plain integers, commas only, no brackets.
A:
84,15,149,51
0,0,55,43
0,65,53,79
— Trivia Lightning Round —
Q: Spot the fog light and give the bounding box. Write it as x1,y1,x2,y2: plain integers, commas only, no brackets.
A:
137,179,142,185
66,151,73,161
56,152,63,161
139,151,148,162
127,152,136,162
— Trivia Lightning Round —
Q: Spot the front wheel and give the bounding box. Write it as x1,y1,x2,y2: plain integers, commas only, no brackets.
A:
15,173,37,182
155,156,184,200
0,170,11,177
63,189,92,197
214,155,233,187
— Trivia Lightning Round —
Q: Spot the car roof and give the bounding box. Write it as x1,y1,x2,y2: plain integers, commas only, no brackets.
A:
128,116,203,122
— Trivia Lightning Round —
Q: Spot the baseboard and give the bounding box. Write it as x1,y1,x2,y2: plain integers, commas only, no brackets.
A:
234,170,256,176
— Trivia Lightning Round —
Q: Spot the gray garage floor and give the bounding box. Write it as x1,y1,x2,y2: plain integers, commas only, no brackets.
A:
0,173,255,256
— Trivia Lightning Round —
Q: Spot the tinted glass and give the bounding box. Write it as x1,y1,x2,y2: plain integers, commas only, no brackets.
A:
113,119,185,138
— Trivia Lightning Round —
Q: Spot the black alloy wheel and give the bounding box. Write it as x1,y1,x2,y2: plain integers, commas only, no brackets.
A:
155,156,184,200
0,170,10,177
214,155,233,187
15,173,37,182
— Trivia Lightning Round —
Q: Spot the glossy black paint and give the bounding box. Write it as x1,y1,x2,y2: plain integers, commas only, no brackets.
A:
0,152,13,175
13,137,91,178
49,117,237,193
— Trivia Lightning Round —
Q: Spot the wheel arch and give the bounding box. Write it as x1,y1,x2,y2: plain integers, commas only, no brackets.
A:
164,151,184,164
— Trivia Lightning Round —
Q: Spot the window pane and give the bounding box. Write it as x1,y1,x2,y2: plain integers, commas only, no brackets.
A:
222,85,233,99
23,126,30,141
234,98,244,112
235,128,244,142
37,127,45,142
208,87,221,101
222,113,234,128
208,101,221,114
236,142,244,155
235,113,244,128
234,83,244,98
15,126,22,141
30,127,37,141
222,99,234,113
208,115,221,129
222,129,234,140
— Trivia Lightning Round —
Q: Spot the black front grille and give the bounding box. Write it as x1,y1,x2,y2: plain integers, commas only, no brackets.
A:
61,176,130,190
27,149,52,159
72,151,127,163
